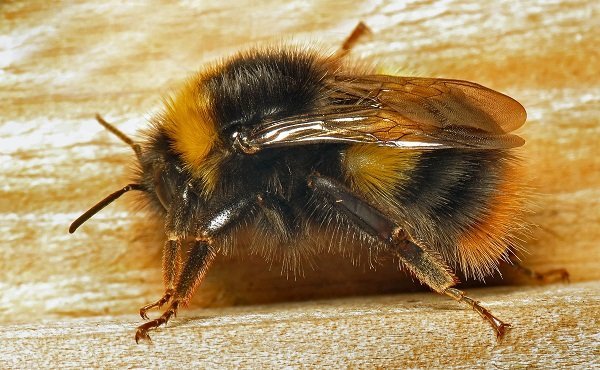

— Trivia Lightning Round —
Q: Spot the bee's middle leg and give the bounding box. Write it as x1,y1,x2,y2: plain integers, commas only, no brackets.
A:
307,173,510,339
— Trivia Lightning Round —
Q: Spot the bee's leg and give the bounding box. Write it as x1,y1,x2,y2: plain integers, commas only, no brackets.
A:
135,195,259,343
135,239,216,344
444,287,511,338
335,21,372,58
389,231,510,338
308,174,510,339
507,255,570,283
139,238,181,319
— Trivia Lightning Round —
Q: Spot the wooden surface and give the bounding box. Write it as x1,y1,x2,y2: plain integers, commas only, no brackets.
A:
1,282,598,369
1,0,599,368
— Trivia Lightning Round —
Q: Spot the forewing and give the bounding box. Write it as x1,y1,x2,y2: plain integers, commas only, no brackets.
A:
238,75,526,152
337,75,527,133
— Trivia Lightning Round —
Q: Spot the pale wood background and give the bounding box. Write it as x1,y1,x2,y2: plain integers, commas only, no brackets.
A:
1,282,598,368
1,0,599,368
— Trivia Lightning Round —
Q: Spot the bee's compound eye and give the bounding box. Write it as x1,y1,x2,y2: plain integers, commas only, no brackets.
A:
154,169,174,210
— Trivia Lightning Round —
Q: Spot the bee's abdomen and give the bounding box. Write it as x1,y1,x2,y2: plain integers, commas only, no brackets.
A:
343,145,526,279
399,150,503,229
396,149,525,279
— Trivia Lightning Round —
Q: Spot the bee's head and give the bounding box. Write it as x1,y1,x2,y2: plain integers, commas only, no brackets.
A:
69,115,174,233
135,132,188,215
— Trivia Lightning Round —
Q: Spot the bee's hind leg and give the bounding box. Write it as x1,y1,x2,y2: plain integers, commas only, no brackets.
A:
507,255,570,283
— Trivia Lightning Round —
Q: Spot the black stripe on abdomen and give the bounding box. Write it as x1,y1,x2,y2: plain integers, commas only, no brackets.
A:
394,149,505,244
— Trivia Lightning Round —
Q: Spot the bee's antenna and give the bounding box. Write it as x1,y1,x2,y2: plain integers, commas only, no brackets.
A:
95,114,142,160
69,183,144,233
335,21,372,59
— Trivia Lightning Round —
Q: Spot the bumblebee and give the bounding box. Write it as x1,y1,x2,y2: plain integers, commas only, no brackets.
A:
70,23,528,342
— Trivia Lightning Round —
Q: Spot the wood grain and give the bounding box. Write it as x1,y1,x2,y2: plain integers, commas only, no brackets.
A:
1,0,599,368
0,282,598,369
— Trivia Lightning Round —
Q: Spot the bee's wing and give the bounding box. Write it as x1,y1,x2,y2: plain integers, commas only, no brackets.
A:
238,75,526,152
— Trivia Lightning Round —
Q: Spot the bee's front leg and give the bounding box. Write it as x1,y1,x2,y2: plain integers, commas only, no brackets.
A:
139,239,180,320
135,239,216,344
135,194,266,343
